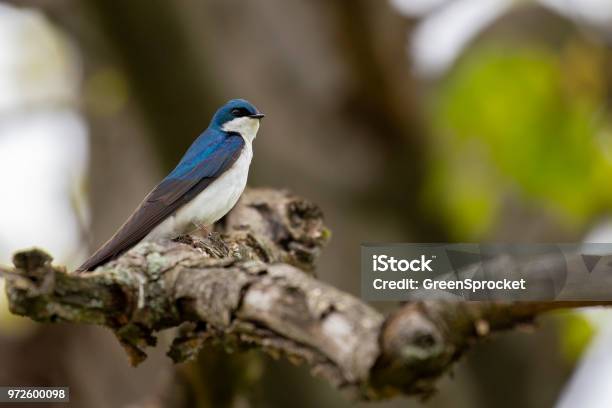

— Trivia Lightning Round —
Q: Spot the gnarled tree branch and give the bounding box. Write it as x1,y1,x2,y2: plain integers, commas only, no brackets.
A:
3,188,609,400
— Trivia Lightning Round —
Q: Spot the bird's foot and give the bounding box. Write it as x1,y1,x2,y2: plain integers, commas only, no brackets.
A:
189,222,219,239
173,234,194,245
199,225,212,236
173,226,226,257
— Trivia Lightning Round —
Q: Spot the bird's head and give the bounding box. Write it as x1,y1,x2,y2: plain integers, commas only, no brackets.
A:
211,99,264,143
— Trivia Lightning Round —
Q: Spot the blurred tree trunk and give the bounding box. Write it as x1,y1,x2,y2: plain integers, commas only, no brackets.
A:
325,0,447,240
81,0,222,170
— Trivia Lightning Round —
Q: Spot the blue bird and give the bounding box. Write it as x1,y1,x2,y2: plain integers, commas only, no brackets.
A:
77,99,264,272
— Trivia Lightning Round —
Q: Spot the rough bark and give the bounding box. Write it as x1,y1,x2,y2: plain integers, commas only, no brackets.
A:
3,188,609,400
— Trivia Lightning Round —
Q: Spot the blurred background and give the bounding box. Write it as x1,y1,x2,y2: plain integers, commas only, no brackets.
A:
0,0,611,407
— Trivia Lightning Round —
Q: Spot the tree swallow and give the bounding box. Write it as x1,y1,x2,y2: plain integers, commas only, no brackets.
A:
77,99,264,272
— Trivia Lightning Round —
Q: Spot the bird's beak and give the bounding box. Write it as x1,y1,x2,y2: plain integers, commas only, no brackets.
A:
249,113,265,119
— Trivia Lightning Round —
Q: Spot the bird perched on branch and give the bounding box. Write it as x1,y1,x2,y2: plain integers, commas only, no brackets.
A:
77,99,264,272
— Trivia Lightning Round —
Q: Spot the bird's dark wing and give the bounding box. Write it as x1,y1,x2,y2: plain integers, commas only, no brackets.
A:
77,134,245,272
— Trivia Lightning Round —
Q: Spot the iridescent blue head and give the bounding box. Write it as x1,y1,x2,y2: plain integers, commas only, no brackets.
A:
210,99,264,130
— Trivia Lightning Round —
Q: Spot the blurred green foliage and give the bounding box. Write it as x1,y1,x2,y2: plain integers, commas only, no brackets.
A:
427,44,612,239
557,311,596,363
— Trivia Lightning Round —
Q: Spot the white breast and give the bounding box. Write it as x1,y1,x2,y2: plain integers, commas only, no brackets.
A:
144,117,258,241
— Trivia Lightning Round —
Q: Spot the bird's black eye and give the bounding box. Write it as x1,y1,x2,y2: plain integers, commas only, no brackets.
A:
231,107,250,117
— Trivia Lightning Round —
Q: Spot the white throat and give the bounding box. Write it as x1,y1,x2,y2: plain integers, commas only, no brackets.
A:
222,117,260,143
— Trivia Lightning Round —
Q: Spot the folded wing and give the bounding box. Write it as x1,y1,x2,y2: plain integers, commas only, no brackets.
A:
77,133,244,272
